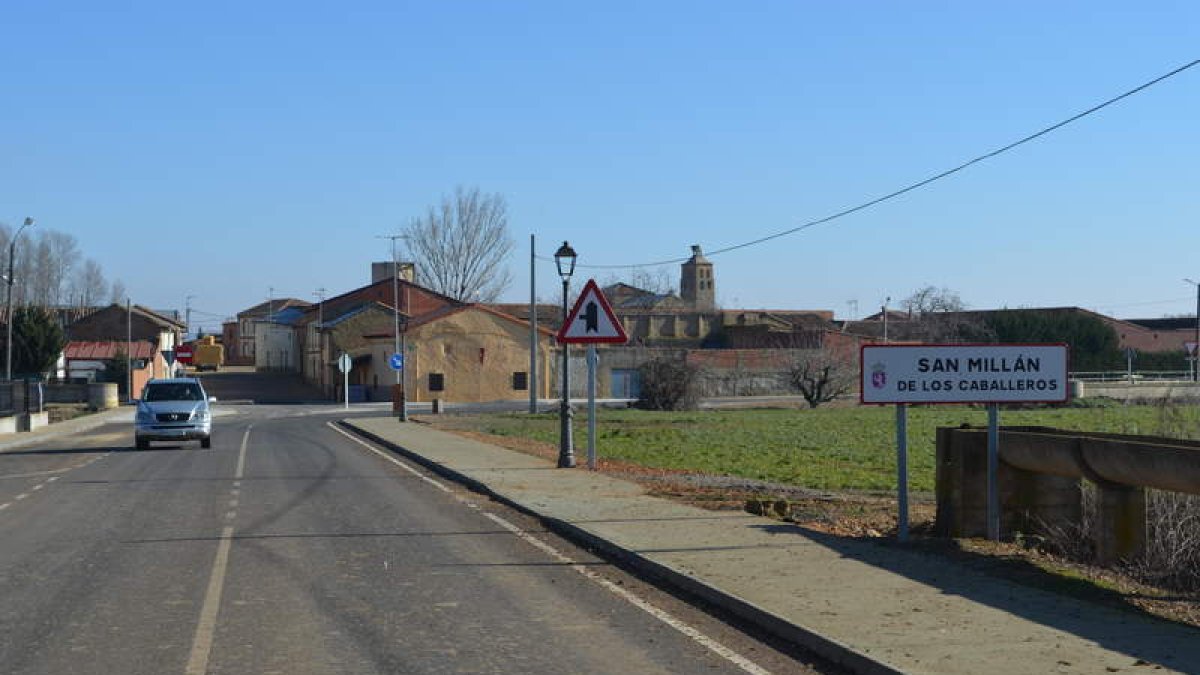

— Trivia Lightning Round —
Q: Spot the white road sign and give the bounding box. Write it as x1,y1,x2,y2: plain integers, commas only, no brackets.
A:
557,279,628,344
861,344,1069,404
337,353,352,373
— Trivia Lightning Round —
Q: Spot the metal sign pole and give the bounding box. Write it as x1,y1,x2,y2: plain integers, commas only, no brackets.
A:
896,403,909,542
987,403,1000,541
587,345,597,470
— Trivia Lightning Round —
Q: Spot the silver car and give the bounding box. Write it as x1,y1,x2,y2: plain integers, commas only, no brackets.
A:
134,378,215,449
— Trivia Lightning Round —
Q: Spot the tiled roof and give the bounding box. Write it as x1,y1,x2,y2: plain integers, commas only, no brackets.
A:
64,341,156,360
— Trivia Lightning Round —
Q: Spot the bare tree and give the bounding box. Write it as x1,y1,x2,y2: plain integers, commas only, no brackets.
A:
45,231,79,306
401,186,514,303
109,279,127,304
602,267,675,296
27,235,56,307
788,349,855,408
72,259,109,307
902,285,966,315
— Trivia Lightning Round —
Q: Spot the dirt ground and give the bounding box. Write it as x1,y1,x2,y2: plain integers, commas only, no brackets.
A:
419,415,1200,631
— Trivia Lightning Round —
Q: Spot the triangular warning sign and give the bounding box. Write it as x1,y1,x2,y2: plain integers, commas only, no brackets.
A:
557,279,628,344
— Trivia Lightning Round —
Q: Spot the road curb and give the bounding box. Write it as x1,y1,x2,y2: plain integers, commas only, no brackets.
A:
337,419,904,675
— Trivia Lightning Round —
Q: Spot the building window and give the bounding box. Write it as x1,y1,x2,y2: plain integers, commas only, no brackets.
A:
512,372,528,390
429,373,445,391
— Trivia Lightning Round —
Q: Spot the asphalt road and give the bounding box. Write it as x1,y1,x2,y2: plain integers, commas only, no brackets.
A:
0,406,825,674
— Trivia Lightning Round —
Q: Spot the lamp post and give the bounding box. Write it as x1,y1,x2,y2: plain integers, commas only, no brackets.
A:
1185,279,1200,381
555,241,577,468
6,217,35,381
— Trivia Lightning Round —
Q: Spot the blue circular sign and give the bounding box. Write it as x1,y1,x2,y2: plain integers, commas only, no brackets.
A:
389,353,404,370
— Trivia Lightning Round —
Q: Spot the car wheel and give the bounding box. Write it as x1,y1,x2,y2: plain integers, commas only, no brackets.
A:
136,438,149,450
201,437,211,449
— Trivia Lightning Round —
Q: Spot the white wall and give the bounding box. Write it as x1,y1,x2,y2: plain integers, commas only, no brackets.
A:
254,322,300,372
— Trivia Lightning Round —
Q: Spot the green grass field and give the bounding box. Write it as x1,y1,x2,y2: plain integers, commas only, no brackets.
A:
438,403,1200,493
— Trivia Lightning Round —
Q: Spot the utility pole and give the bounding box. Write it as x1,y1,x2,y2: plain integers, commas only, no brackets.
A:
882,296,891,343
529,234,538,414
313,287,326,392
378,235,407,421
1186,279,1200,381
126,298,132,400
185,295,196,341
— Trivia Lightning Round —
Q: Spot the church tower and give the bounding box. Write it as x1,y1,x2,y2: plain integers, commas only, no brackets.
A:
680,245,715,310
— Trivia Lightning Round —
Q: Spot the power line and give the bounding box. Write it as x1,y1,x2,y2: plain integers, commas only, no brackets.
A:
546,58,1199,270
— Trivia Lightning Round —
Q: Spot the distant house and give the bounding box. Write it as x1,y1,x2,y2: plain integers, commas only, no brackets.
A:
285,264,555,403
63,340,157,394
66,304,185,381
231,298,311,365
353,303,555,403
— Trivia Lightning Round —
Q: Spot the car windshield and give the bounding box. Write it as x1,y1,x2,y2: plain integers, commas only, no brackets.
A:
143,383,204,402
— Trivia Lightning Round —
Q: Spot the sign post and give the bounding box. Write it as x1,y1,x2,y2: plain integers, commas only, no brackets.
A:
586,346,598,469
861,343,1069,542
338,352,352,410
895,403,909,541
557,279,628,470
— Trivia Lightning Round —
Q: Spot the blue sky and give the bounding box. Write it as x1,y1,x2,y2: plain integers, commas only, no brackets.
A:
2,1,1197,330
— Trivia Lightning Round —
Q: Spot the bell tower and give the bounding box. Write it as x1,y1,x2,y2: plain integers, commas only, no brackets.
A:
680,245,715,310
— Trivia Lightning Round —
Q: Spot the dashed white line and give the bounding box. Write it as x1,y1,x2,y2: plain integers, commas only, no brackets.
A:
185,525,235,675
330,421,772,675
14,493,28,501
0,503,10,511
31,484,45,491
186,424,252,675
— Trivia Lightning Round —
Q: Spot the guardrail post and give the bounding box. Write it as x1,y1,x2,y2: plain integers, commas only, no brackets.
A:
1095,483,1146,565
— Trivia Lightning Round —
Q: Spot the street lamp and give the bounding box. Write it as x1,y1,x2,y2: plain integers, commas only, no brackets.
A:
1185,279,1200,382
6,217,35,381
554,241,577,468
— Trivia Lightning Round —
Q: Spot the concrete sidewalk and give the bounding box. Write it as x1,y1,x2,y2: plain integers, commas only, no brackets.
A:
343,417,1199,675
0,406,131,454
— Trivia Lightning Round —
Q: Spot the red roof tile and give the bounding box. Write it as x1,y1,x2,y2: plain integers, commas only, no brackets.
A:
64,341,156,360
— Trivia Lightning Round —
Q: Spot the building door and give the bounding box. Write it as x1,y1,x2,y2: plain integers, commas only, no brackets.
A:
611,369,641,399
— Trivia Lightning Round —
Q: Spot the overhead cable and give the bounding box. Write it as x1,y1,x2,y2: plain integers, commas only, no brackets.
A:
542,58,1199,270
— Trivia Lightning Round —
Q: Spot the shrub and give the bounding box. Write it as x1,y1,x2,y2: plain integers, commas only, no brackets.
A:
636,357,701,411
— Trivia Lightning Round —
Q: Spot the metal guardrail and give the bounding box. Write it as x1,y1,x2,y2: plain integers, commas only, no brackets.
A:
1070,370,1192,382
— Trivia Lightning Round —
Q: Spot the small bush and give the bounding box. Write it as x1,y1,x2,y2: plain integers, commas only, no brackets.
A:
636,357,701,411
1129,490,1200,592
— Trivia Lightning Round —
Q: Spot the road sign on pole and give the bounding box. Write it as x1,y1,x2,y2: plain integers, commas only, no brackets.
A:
557,279,628,344
338,353,352,409
389,352,404,371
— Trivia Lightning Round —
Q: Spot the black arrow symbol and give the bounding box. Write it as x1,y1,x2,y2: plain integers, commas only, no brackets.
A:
581,302,599,332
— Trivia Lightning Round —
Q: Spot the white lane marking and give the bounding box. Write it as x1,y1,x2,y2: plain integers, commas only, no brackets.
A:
31,484,45,491
47,476,59,483
330,421,771,675
0,503,9,511
15,493,28,501
0,467,75,480
482,511,772,675
186,424,253,675
326,422,451,493
185,525,235,675
236,426,252,480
